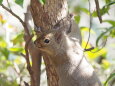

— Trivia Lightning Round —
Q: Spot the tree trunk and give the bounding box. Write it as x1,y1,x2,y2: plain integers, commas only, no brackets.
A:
30,0,68,86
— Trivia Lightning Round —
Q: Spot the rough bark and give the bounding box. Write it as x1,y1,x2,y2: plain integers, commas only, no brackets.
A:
30,0,68,86
43,55,59,86
30,0,68,30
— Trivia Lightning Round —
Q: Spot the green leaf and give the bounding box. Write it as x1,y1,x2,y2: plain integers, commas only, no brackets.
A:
74,6,81,14
105,0,111,4
0,48,9,59
86,47,107,60
104,1,115,8
96,27,115,47
92,11,97,17
80,8,89,15
100,1,115,16
38,0,46,5
92,1,115,17
0,0,3,4
15,0,24,7
104,73,115,86
110,29,115,37
92,6,109,17
103,20,115,26
12,33,23,45
9,47,23,52
101,59,110,69
74,15,80,24
0,37,7,48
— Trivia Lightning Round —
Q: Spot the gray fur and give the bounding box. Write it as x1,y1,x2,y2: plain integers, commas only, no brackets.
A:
35,19,102,86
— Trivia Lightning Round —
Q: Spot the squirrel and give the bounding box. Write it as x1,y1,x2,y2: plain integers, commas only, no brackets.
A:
34,17,102,86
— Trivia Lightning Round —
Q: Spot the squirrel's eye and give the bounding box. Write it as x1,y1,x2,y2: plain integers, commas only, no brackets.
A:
44,39,50,43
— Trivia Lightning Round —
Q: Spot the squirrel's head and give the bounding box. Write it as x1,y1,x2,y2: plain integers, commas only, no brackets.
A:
34,29,64,55
34,17,72,55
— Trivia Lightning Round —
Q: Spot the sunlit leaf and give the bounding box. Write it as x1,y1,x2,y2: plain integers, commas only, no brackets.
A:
102,59,110,69
82,41,107,60
14,57,22,64
0,41,7,48
0,42,7,48
9,47,23,52
8,24,14,29
15,0,24,7
1,20,7,24
0,37,7,47
87,48,107,60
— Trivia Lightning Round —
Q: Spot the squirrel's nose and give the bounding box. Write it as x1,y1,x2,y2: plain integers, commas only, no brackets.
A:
34,40,42,48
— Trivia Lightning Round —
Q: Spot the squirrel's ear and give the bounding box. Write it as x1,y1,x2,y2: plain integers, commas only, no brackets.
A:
54,31,62,44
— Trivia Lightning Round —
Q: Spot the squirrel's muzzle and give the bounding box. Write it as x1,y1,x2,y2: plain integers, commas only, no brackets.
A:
34,39,42,48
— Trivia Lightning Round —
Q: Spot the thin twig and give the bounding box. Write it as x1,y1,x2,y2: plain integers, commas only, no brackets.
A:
6,0,11,11
84,33,107,52
84,0,93,51
90,38,107,53
95,0,102,23
20,53,26,58
84,47,94,52
0,4,24,25
0,4,30,35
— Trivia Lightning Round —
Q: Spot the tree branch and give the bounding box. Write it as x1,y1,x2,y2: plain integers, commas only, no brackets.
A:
6,0,11,11
0,4,30,35
0,4,24,25
84,0,93,51
95,0,102,23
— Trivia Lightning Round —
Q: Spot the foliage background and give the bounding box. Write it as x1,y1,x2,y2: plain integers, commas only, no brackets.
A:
0,0,115,86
